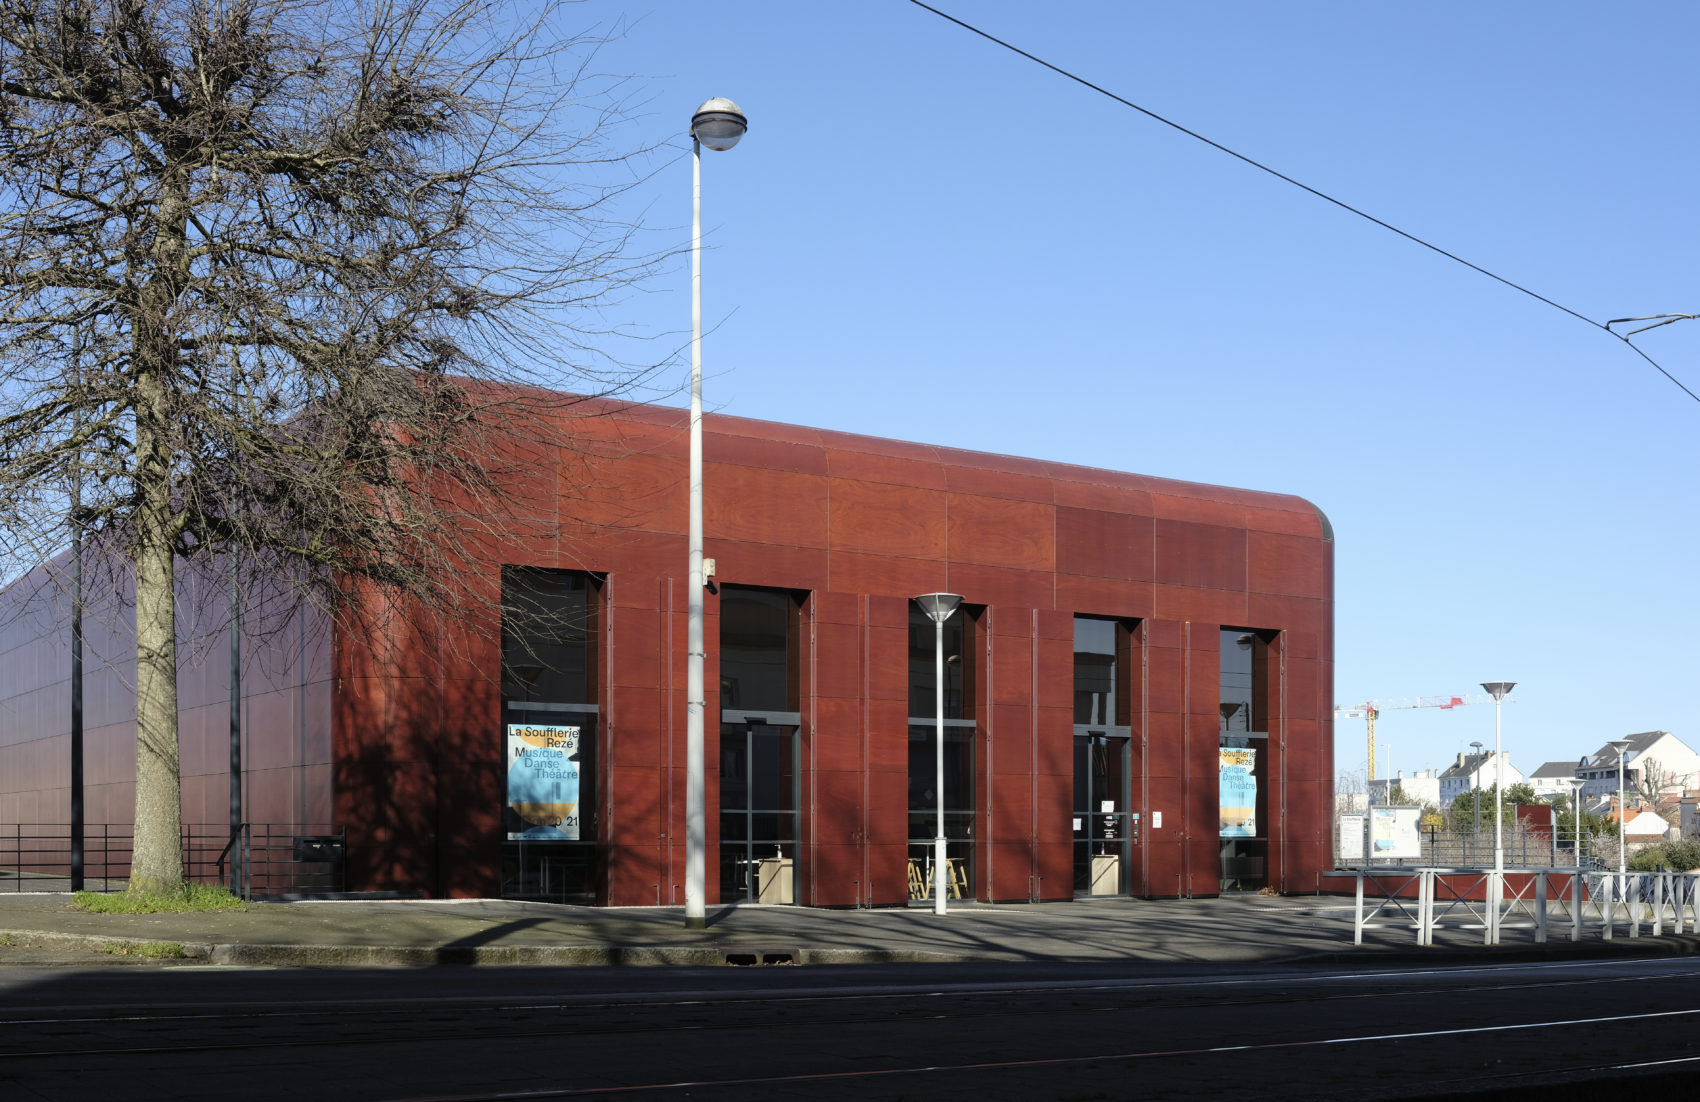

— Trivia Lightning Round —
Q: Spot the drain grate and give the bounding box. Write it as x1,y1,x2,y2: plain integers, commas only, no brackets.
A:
724,950,797,966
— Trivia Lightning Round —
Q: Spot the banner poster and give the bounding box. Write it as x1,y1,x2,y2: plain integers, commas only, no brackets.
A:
1369,806,1422,860
1218,747,1258,837
506,724,581,840
1339,814,1365,863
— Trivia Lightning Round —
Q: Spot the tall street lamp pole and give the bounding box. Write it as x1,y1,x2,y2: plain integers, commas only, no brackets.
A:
914,593,963,916
69,454,83,892
685,98,747,930
1480,683,1514,872
1469,739,1483,844
1480,681,1514,944
1563,777,1585,868
1562,775,1586,942
1607,738,1632,882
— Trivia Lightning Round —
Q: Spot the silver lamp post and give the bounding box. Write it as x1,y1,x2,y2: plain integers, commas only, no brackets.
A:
1480,681,1514,945
1607,738,1633,884
1562,775,1586,942
1468,740,1484,842
914,593,964,916
685,98,747,930
1479,683,1514,872
1562,777,1586,868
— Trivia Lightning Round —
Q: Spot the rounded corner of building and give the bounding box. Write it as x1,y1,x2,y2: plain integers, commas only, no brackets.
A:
1303,499,1334,543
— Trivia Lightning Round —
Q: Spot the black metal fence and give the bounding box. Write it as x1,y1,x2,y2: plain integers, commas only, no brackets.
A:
0,823,345,899
1418,829,1613,869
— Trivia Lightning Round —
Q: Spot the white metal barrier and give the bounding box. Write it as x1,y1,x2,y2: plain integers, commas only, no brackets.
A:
1346,867,1699,946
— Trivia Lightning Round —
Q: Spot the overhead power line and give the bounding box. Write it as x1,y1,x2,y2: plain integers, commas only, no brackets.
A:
907,0,1700,405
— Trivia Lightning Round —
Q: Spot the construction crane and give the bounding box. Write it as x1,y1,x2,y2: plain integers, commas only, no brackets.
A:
1334,694,1498,781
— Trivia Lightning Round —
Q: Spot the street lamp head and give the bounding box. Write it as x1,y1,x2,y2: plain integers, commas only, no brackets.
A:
1480,681,1515,701
691,98,747,151
913,592,964,624
1607,738,1633,760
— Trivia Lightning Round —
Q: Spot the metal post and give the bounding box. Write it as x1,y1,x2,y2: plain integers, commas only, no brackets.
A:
934,613,947,916
1571,865,1582,942
1353,869,1365,946
1493,704,1503,878
1417,869,1432,946
69,464,83,892
1470,740,1483,846
1616,748,1627,885
681,98,745,928
1535,873,1547,943
1479,683,1514,946
684,134,707,930
1488,702,1502,945
229,553,242,891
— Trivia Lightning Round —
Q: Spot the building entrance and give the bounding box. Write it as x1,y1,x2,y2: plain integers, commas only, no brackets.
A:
1073,732,1132,896
719,719,799,904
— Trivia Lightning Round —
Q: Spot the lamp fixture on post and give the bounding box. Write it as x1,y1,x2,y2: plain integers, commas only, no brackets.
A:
685,97,746,931
1562,774,1587,942
914,593,964,917
1607,737,1633,900
1562,777,1586,869
1469,740,1484,841
1479,681,1514,945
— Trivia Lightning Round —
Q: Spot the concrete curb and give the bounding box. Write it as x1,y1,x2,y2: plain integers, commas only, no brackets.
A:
202,943,973,967
0,927,213,960
6,920,1697,970
2,928,976,968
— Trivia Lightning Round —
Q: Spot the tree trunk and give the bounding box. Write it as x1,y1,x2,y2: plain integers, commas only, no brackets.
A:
129,408,183,894
127,165,190,896
130,512,182,891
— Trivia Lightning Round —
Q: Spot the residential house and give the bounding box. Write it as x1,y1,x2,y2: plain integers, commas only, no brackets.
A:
1528,761,1580,800
1368,769,1439,808
1437,751,1522,808
1576,732,1700,806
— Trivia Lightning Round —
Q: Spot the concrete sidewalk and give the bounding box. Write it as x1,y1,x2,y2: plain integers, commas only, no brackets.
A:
1,891,1696,968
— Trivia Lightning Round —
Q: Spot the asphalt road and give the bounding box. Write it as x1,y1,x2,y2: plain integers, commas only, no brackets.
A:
3,956,1698,1100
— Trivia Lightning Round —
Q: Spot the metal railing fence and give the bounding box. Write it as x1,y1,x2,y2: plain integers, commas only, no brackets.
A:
1344,865,1700,947
1342,827,1603,870
0,823,345,899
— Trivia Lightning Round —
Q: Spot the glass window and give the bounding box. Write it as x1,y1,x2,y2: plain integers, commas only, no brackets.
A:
908,600,977,901
502,567,596,706
1219,629,1256,735
500,568,601,904
1219,628,1271,891
1075,617,1133,726
717,586,802,904
718,587,797,711
909,604,973,719
908,725,975,815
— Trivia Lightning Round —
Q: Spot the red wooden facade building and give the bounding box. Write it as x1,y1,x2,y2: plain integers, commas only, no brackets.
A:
0,398,1335,905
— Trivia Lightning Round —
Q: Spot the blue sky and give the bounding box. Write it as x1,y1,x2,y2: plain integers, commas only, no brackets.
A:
578,1,1700,785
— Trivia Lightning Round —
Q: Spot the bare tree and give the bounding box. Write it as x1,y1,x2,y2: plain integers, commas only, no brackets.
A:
1634,758,1692,822
0,0,666,894
1334,767,1365,814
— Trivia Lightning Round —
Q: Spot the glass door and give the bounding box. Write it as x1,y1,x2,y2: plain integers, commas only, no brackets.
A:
1074,732,1131,896
719,720,799,904
907,723,976,902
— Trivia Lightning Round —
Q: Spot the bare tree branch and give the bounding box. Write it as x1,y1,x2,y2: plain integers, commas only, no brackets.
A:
0,0,674,894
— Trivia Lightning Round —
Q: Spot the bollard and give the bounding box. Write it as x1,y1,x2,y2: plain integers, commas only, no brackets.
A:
1535,873,1547,944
